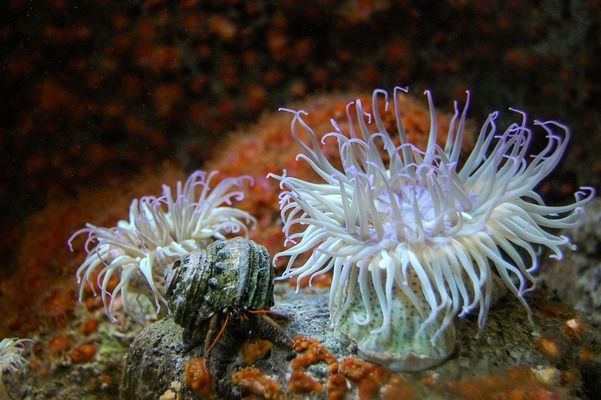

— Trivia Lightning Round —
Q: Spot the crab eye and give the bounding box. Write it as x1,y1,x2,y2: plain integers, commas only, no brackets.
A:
172,259,182,269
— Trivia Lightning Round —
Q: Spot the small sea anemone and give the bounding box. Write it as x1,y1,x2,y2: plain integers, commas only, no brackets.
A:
69,170,256,321
0,337,33,398
269,87,594,371
0,337,32,374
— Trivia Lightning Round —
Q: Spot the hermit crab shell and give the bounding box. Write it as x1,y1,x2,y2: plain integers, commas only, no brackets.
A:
164,237,275,334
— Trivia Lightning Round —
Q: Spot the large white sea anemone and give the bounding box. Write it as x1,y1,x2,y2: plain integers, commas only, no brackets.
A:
269,87,595,371
69,170,256,322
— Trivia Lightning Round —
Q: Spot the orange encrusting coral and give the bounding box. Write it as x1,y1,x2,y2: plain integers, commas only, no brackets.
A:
80,318,99,336
231,366,282,400
288,338,417,400
291,336,337,369
288,336,338,396
326,373,349,400
536,336,562,360
48,334,71,356
339,356,391,400
185,357,213,398
287,369,323,394
205,92,473,268
69,342,97,364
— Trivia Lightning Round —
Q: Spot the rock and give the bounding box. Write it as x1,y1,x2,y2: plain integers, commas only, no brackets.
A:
540,197,601,326
120,318,190,400
119,283,600,399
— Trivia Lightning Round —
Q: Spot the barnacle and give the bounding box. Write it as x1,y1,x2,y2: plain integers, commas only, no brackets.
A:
269,87,595,371
69,170,256,321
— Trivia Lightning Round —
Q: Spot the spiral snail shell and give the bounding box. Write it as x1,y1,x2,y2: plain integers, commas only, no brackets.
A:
164,237,275,336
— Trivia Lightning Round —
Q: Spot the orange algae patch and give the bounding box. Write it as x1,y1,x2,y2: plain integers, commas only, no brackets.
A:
536,336,562,360
338,356,389,383
288,369,323,394
327,373,349,400
231,366,282,400
80,317,99,335
48,334,71,355
291,336,336,369
290,336,343,398
185,357,212,398
205,93,473,267
240,338,273,364
339,357,391,400
69,342,97,364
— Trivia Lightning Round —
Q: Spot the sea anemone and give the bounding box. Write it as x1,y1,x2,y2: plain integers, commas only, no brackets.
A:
0,337,32,398
69,170,256,322
269,87,595,371
0,338,31,374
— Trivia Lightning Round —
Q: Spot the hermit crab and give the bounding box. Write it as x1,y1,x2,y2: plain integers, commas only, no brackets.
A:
164,237,289,355
122,238,290,399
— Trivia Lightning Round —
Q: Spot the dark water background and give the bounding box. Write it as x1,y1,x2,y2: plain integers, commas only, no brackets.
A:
1,0,600,274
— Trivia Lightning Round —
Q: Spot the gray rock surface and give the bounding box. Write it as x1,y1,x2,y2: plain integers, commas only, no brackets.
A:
120,318,190,400
541,198,601,326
